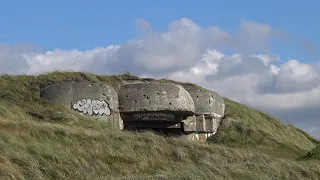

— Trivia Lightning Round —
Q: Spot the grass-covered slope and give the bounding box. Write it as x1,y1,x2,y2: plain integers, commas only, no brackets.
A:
0,72,319,180
302,144,320,160
210,98,318,157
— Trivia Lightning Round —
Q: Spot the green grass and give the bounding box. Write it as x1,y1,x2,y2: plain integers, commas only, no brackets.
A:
0,71,319,180
301,144,320,160
210,98,319,157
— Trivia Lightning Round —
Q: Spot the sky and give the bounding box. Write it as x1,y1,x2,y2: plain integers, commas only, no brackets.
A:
1,1,320,138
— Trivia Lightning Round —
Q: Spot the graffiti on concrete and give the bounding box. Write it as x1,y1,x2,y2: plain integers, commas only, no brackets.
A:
72,99,111,116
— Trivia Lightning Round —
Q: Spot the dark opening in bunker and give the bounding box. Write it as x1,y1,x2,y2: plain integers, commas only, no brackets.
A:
120,111,193,135
123,121,184,135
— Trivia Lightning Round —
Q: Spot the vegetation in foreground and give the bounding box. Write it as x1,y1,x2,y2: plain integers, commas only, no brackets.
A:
0,71,319,180
302,144,320,160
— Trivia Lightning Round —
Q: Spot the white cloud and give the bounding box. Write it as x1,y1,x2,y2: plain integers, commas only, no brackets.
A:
22,46,120,75
0,18,319,138
0,43,39,74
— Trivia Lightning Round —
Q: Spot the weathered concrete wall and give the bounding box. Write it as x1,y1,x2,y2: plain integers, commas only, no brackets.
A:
180,83,225,117
182,114,221,133
40,81,122,129
40,82,74,107
180,83,224,137
40,79,226,141
71,82,118,113
118,82,195,114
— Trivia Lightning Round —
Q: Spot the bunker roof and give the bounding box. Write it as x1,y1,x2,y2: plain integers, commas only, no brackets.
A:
180,83,225,117
118,82,195,114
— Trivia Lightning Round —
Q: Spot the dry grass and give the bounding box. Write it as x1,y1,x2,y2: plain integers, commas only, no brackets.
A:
0,71,319,180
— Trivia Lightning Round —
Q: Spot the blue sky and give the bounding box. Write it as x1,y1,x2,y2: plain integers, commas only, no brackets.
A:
1,0,319,62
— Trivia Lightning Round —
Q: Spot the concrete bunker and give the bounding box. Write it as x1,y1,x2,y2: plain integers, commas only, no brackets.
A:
40,81,122,129
39,80,225,141
118,82,196,134
180,83,225,141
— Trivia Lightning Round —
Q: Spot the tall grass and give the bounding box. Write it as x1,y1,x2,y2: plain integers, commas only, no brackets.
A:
0,72,319,179
210,98,318,157
301,144,320,160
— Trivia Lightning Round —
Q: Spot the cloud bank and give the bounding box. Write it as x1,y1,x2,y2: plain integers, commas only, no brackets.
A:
1,18,319,138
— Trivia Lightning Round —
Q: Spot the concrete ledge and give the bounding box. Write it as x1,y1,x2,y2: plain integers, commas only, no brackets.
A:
118,82,195,114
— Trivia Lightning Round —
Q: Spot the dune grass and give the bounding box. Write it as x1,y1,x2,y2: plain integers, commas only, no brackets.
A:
301,144,320,160
210,98,319,158
0,72,319,180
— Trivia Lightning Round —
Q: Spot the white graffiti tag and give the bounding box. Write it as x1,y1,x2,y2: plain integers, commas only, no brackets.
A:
72,99,111,116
